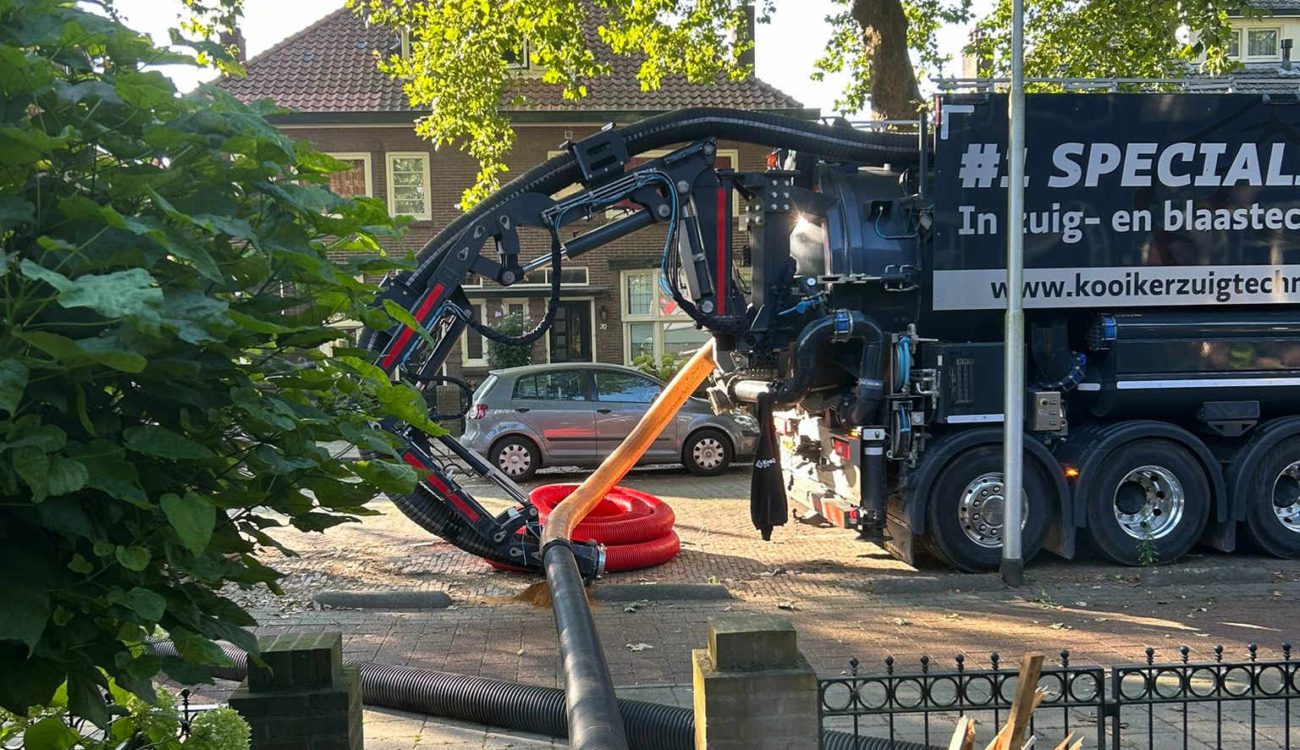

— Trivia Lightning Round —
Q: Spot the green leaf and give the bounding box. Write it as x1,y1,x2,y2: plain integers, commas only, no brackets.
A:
17,331,147,373
19,260,163,322
67,554,93,575
108,587,167,622
12,446,49,501
113,69,175,108
114,545,151,571
46,456,88,496
71,441,149,507
0,580,48,653
0,195,34,229
123,425,214,460
170,627,234,668
66,669,110,727
351,459,418,495
161,492,216,555
21,716,78,750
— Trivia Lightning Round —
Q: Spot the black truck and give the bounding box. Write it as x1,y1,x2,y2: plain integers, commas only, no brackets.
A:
367,93,1300,575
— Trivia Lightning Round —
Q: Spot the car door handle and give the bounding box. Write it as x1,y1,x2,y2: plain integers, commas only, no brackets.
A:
515,407,530,413
596,408,612,414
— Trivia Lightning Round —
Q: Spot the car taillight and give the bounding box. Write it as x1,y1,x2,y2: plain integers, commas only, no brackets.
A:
468,403,488,420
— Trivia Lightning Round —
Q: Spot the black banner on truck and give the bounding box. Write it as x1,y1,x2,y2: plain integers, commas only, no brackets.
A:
932,93,1300,310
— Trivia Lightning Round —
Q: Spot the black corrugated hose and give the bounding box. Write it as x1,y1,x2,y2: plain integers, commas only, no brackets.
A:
147,640,932,750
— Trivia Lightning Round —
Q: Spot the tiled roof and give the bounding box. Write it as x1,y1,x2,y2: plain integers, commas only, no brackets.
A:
1242,0,1300,13
216,8,805,115
1186,63,1300,93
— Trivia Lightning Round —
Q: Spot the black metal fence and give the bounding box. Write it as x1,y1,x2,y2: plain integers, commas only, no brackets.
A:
819,644,1297,749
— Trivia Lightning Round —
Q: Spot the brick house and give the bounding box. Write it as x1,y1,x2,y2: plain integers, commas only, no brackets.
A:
217,8,812,384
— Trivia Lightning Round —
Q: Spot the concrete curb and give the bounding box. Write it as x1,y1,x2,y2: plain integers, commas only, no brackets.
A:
870,574,1005,595
595,583,733,602
314,590,453,610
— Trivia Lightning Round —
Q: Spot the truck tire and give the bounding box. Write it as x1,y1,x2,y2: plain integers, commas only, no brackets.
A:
1241,437,1300,558
490,435,540,482
1082,439,1210,566
683,429,732,476
924,445,1053,572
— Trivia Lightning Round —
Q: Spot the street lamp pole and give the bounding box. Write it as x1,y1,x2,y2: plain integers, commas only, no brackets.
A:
1001,0,1027,587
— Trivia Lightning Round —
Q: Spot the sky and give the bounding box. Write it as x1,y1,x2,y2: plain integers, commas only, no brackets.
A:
111,0,983,118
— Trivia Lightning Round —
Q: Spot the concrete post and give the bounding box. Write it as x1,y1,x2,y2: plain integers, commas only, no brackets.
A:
692,615,819,750
228,632,363,750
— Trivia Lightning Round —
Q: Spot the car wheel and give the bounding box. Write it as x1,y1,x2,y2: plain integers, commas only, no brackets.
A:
1082,439,1210,566
925,445,1053,572
1241,437,1300,559
683,429,732,476
490,435,540,481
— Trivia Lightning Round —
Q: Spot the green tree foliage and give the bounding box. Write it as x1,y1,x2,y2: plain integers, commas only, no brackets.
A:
0,0,437,723
485,312,534,369
344,0,1248,199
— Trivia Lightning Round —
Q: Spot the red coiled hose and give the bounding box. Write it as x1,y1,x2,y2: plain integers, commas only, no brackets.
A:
487,485,681,573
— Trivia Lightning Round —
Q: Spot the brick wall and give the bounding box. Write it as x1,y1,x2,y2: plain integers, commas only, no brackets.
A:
284,121,768,385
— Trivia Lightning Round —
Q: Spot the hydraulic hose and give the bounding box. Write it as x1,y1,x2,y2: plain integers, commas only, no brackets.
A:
147,641,931,750
736,311,884,410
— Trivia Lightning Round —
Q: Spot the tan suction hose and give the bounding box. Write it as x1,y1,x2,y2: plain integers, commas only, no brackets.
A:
541,339,717,548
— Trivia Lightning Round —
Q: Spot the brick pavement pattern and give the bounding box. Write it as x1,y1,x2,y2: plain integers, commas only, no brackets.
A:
202,466,1300,749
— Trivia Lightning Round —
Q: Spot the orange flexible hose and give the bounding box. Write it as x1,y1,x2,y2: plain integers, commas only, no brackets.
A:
540,339,716,548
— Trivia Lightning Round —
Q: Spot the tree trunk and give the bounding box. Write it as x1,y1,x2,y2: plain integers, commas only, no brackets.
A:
851,0,922,120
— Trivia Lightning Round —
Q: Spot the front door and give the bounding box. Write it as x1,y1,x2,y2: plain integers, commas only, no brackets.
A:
549,301,592,363
593,369,678,461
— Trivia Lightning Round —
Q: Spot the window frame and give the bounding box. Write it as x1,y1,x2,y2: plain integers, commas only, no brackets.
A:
1246,27,1281,60
1227,28,1242,59
324,152,373,198
385,151,433,221
620,269,709,364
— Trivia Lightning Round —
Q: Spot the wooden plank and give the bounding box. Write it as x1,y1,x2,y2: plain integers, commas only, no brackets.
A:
948,716,977,750
1002,653,1046,750
1051,731,1076,750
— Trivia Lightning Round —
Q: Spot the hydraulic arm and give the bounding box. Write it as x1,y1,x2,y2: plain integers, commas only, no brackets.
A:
360,107,918,579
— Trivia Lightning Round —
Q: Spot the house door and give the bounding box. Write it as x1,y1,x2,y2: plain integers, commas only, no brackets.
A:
550,301,592,363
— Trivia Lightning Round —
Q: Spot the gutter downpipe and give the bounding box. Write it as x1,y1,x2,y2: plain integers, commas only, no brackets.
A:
540,340,717,750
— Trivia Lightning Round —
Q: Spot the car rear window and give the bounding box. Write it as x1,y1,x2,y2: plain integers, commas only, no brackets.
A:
512,371,586,401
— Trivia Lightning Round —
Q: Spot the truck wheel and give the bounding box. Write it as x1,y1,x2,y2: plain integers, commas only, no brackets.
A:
683,429,732,476
490,435,540,481
1242,438,1300,558
1083,440,1210,566
925,445,1053,572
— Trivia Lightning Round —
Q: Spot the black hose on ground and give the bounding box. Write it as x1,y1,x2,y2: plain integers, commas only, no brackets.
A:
148,640,933,749
543,540,630,750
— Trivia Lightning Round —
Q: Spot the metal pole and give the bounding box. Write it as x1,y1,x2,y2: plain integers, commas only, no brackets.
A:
1001,0,1027,587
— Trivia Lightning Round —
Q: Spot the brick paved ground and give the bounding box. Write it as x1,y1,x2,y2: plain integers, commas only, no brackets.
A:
194,466,1300,749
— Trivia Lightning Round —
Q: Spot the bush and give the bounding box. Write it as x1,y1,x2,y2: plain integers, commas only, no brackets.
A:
632,353,687,382
0,0,436,723
485,312,533,369
186,708,250,750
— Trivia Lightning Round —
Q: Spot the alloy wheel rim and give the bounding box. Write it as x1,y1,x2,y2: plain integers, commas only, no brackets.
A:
1112,464,1184,540
957,472,1029,549
1271,461,1300,534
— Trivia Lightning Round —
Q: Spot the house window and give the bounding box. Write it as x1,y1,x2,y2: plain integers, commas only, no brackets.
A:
1248,28,1280,59
518,267,590,286
462,298,529,366
620,269,709,364
1227,29,1241,58
325,152,372,198
385,152,432,220
505,39,530,71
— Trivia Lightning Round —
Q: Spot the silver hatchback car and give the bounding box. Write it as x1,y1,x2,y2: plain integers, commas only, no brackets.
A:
462,363,758,481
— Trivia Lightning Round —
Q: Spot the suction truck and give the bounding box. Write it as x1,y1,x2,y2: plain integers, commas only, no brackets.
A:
365,92,1300,577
